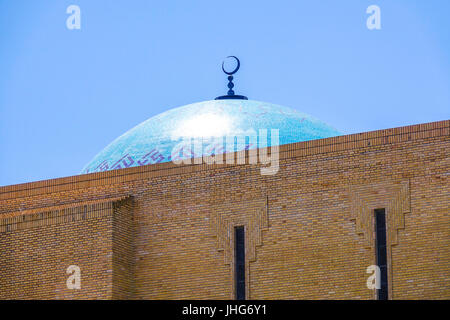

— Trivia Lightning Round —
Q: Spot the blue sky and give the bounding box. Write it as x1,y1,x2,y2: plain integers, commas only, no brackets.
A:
0,0,449,186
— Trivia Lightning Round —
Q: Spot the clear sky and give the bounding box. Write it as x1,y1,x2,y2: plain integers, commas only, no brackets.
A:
0,0,449,186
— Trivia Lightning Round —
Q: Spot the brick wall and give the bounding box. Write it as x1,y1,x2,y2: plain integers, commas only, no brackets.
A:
0,120,448,299
0,197,130,299
112,198,135,299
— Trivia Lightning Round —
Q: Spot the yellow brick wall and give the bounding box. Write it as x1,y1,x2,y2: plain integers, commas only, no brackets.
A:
112,198,135,299
0,120,448,299
0,201,114,299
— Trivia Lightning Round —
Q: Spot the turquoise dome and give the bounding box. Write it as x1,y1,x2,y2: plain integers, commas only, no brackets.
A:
81,99,340,174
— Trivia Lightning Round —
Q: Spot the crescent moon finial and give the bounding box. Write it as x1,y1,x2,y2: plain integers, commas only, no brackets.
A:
222,56,240,75
215,56,248,100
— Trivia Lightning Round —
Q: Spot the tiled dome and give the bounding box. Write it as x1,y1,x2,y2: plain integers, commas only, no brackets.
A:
81,99,340,174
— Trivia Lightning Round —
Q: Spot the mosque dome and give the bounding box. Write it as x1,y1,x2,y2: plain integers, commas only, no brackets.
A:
81,99,340,174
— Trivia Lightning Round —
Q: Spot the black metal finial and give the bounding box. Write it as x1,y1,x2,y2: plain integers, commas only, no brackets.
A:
215,56,248,100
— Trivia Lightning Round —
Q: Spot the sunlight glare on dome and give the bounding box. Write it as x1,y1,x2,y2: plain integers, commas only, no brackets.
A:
171,112,234,139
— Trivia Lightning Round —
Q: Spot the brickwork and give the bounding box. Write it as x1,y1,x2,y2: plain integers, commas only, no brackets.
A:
0,120,448,299
112,197,135,299
0,197,130,299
